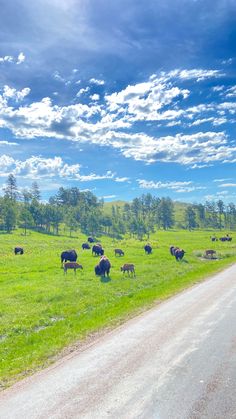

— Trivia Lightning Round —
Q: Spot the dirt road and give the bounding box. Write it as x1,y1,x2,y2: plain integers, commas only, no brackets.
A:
1,264,236,418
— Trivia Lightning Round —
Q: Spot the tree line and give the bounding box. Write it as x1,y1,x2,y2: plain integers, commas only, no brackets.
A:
1,174,236,238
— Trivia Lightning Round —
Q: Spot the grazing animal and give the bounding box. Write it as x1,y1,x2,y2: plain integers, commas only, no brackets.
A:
82,243,90,250
115,248,124,256
14,247,24,255
120,263,135,277
174,248,185,261
211,236,218,242
170,246,185,261
170,246,176,256
205,249,216,259
92,244,104,256
219,236,232,242
88,237,95,243
95,256,111,277
64,262,83,274
61,250,77,266
144,244,152,254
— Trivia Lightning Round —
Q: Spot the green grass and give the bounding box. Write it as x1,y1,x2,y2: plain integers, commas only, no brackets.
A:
0,229,236,389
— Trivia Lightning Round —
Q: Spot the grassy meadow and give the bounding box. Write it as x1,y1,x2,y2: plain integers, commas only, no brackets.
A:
1,228,236,388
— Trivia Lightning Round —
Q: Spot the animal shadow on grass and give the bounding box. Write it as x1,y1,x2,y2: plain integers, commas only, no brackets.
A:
180,258,189,264
100,275,111,283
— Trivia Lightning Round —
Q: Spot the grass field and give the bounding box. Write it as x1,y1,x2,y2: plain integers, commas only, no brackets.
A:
1,229,236,389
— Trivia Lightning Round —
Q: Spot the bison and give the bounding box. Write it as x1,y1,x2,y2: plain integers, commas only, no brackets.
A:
144,244,152,255
14,247,24,255
174,248,185,261
92,244,104,256
61,250,77,266
170,246,176,256
115,248,124,256
88,237,95,243
120,263,135,277
82,243,90,250
95,256,111,277
205,249,216,259
63,262,83,274
211,236,218,242
170,246,185,261
219,236,232,242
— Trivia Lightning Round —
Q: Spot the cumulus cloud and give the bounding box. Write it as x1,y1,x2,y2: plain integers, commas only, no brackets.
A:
0,69,235,168
0,155,115,181
90,93,100,101
2,85,30,102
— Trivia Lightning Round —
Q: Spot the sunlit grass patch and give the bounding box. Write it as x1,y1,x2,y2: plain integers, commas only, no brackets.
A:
0,229,236,388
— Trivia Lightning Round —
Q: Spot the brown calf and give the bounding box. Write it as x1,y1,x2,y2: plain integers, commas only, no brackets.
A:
205,250,216,259
63,262,83,274
120,263,136,277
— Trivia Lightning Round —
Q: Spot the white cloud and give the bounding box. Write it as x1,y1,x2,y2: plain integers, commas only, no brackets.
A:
138,179,206,193
166,68,224,82
0,55,14,63
16,52,25,65
0,140,19,146
89,78,105,85
102,195,117,200
0,155,115,181
213,178,232,183
90,93,100,101
76,87,90,97
0,52,25,65
1,85,30,102
218,183,236,188
226,86,236,98
115,177,130,182
212,85,225,92
138,179,192,189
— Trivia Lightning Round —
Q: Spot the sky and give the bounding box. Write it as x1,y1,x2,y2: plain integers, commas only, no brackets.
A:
0,0,236,203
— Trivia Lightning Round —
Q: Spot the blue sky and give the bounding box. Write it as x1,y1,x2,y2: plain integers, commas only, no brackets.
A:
0,0,236,203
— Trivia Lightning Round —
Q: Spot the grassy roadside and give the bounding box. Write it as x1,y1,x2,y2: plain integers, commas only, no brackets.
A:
1,229,236,389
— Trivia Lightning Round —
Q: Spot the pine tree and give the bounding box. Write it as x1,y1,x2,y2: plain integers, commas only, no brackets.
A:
4,174,18,201
31,182,41,201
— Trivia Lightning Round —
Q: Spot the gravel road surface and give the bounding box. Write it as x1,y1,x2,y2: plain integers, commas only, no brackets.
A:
1,264,236,419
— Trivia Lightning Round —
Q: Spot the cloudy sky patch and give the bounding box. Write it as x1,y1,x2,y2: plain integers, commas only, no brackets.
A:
0,0,235,201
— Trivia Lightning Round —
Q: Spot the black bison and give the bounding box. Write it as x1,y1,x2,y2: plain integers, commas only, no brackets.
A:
88,237,95,243
144,244,152,254
170,246,176,256
170,246,185,261
120,263,135,277
82,243,90,250
61,250,77,266
219,236,232,242
115,248,124,256
174,248,185,261
95,256,111,277
63,262,83,274
14,247,24,255
92,244,104,256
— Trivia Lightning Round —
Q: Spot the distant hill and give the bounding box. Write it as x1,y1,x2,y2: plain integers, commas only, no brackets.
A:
103,200,189,225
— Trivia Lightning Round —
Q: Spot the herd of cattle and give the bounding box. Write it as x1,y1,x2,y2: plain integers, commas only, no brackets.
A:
13,234,233,277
